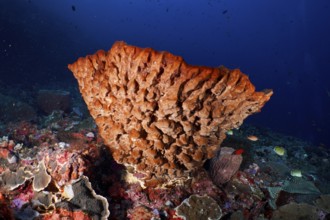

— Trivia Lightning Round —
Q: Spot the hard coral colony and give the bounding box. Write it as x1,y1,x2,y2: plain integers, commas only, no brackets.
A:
68,41,272,187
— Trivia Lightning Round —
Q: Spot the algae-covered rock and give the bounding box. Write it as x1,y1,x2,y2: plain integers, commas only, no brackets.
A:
315,194,330,213
271,202,322,220
282,178,320,194
69,176,109,219
267,177,320,209
175,194,222,220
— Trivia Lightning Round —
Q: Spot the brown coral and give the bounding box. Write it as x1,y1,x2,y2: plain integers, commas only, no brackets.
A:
68,41,272,185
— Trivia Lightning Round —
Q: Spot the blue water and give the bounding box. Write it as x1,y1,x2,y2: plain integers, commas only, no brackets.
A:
0,0,329,146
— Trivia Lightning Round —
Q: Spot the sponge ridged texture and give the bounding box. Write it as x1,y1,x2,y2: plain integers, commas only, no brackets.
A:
68,41,272,185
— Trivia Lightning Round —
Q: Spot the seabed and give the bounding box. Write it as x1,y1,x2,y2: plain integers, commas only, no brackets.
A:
0,90,329,220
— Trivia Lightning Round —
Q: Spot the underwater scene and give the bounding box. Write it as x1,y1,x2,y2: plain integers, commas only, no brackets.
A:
1,1,330,219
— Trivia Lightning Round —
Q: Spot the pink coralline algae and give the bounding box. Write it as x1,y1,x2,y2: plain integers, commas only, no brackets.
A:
190,175,224,200
146,186,189,209
124,183,190,211
42,208,92,220
39,146,88,186
124,183,150,207
0,137,15,150
0,137,15,162
174,194,222,220
6,121,56,148
9,121,37,141
127,206,160,220
11,184,34,209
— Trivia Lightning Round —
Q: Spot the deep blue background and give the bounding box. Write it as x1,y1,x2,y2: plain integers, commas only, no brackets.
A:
1,0,329,146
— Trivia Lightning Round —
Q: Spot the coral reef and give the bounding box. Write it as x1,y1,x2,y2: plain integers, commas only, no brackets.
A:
3,41,330,219
1,101,330,219
68,41,272,185
0,130,110,220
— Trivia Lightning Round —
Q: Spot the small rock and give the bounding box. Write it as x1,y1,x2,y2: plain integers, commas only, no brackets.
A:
58,142,69,149
37,90,72,114
7,152,18,164
85,132,94,138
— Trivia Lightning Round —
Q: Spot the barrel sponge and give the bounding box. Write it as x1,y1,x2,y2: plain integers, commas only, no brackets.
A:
68,41,272,185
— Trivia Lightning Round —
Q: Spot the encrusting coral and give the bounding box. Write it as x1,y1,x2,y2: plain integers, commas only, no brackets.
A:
68,41,272,186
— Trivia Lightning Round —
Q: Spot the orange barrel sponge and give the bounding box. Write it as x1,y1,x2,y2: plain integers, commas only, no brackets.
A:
68,41,272,186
